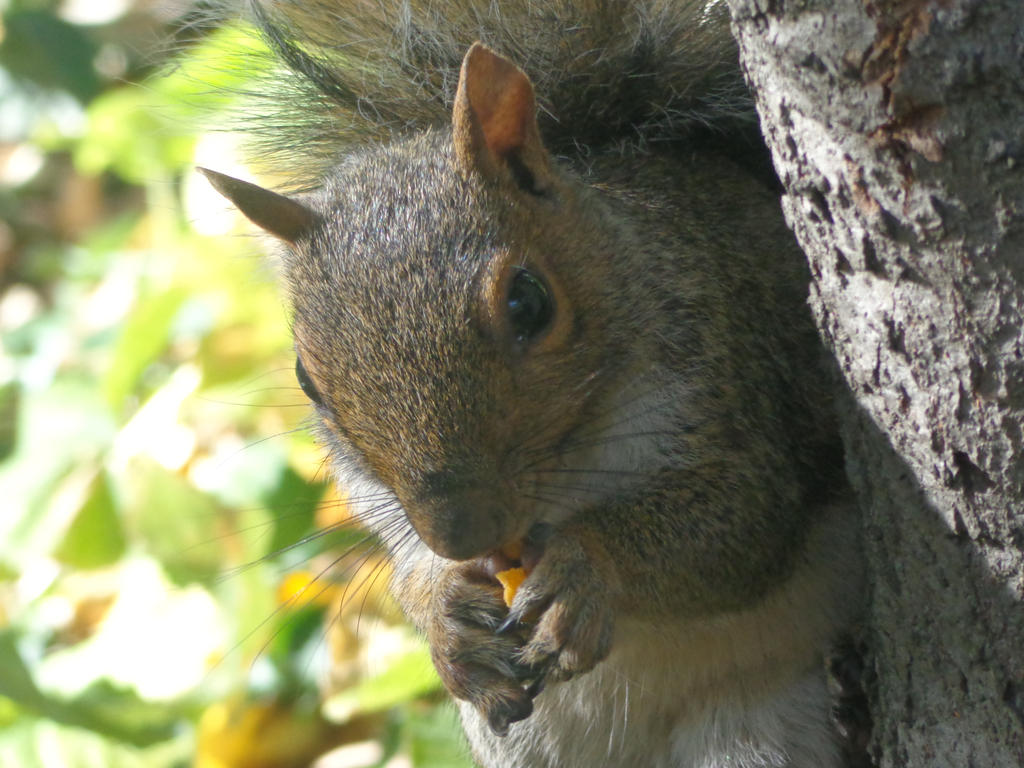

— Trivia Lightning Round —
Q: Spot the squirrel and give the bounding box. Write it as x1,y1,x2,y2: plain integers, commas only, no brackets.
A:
198,1,863,766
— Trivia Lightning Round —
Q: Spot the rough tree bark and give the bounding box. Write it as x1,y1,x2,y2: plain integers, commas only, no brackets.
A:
727,1,1024,765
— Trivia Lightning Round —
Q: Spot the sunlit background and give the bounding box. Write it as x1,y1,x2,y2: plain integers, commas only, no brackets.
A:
0,1,469,766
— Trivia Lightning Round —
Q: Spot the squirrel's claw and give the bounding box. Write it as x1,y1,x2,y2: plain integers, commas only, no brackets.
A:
486,694,533,737
522,655,557,698
426,562,537,736
495,614,521,635
506,530,618,683
525,674,547,699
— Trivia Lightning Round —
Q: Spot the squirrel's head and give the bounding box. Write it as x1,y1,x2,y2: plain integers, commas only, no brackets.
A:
201,45,648,561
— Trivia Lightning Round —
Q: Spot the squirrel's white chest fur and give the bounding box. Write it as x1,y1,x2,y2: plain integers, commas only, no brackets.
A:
459,619,840,768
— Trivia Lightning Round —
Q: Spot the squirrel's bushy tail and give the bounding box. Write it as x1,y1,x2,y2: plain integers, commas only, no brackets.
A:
225,0,752,180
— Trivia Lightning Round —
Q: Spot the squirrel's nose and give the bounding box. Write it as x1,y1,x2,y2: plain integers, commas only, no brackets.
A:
405,474,507,560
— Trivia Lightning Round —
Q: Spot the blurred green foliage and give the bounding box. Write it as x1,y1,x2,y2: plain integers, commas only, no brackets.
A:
0,2,471,767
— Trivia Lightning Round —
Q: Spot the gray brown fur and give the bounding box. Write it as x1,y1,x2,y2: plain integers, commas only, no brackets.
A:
202,2,862,766
229,0,755,183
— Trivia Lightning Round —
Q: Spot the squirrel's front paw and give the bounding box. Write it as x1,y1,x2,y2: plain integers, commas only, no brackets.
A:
428,562,536,736
501,526,619,690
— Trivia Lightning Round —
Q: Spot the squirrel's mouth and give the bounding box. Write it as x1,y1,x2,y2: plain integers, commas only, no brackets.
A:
480,538,523,578
479,526,549,608
479,522,551,578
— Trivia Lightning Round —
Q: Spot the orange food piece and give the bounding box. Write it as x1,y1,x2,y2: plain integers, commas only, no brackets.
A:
495,567,527,607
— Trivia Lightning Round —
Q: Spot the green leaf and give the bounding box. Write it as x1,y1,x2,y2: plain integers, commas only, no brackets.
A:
261,604,325,692
54,472,126,569
0,632,178,748
265,467,328,557
0,632,46,712
125,459,222,585
202,438,288,511
72,213,143,281
0,379,18,462
69,23,274,182
0,11,101,103
405,705,475,768
157,23,273,105
213,552,279,669
322,641,442,723
0,381,115,567
0,694,18,728
103,288,185,411
0,716,191,767
72,87,196,182
60,680,181,746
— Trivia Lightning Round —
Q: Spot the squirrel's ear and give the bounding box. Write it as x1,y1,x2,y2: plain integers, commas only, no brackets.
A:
452,43,551,193
198,168,317,243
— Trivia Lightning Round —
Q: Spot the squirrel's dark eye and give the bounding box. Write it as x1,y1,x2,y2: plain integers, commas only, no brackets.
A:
507,268,554,344
295,356,323,405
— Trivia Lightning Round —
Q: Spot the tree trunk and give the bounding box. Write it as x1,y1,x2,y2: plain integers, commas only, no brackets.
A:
726,0,1024,765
